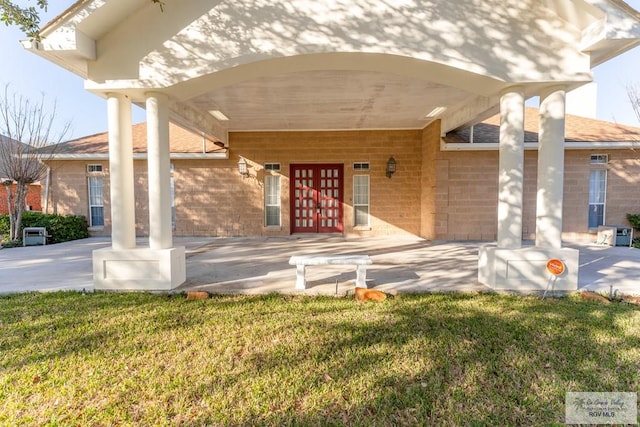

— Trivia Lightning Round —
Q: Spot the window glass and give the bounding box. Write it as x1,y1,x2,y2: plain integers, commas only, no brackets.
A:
353,175,369,227
588,169,606,228
265,175,281,226
88,176,104,227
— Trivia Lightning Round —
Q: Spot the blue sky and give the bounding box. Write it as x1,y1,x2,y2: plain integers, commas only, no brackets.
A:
0,1,639,140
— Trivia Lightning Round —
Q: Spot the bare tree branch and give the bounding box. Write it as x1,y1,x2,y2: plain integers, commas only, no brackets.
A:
627,83,640,124
0,84,70,241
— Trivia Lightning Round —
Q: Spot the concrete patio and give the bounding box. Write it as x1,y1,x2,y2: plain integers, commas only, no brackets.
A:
1,235,639,297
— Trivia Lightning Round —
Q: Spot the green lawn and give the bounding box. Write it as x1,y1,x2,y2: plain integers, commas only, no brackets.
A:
0,292,638,426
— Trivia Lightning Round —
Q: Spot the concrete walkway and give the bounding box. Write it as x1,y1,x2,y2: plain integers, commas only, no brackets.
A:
0,235,639,296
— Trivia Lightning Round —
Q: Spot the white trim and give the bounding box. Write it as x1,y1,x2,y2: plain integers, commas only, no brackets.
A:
588,168,608,229
264,175,281,227
47,152,228,160
353,174,370,228
441,140,640,151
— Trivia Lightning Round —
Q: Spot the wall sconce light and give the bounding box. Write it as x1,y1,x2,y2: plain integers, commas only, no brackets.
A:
386,156,397,178
237,157,249,178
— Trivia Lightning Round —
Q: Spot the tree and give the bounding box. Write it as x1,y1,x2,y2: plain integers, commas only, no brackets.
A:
627,83,640,123
0,85,69,242
1,0,165,40
0,0,46,40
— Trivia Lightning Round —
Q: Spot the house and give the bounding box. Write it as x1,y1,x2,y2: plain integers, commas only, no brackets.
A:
44,107,640,247
0,136,43,215
24,0,640,291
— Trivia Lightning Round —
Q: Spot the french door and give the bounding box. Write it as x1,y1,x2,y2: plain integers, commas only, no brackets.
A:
290,164,344,233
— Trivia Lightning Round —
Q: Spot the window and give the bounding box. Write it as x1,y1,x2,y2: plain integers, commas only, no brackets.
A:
353,162,370,172
590,154,608,165
264,174,281,226
353,175,370,227
265,163,281,172
87,164,103,173
88,176,104,227
588,156,607,229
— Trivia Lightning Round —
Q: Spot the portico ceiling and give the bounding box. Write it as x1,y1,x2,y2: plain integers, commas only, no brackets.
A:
187,69,472,131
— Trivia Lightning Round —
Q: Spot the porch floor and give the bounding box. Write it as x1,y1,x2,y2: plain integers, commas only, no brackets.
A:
1,235,639,296
179,235,640,297
180,235,487,296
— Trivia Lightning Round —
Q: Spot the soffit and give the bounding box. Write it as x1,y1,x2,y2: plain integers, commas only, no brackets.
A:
25,0,640,137
187,70,472,131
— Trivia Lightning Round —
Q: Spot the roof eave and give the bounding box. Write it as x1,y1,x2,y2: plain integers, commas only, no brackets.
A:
441,140,640,151
45,153,229,161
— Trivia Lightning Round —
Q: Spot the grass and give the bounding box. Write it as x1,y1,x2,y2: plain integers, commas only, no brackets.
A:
0,292,638,426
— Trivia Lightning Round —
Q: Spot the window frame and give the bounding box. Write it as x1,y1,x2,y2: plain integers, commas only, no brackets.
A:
353,174,370,228
264,173,281,227
588,156,608,230
87,175,105,228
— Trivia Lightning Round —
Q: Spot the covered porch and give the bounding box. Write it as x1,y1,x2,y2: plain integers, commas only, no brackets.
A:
23,0,640,292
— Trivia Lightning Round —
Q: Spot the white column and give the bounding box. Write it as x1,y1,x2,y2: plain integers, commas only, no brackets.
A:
497,88,525,249
536,87,566,249
146,92,173,250
107,93,136,251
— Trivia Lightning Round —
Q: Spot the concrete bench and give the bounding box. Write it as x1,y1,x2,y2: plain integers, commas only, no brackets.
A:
288,254,372,290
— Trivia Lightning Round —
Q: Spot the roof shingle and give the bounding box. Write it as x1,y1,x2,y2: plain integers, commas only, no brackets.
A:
445,107,640,144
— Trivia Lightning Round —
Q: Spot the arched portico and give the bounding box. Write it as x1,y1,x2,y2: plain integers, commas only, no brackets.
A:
23,0,640,291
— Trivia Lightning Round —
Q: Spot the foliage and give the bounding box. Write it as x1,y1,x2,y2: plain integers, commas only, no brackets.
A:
633,237,640,249
0,292,638,425
627,213,640,231
1,0,165,40
0,0,47,40
0,212,88,245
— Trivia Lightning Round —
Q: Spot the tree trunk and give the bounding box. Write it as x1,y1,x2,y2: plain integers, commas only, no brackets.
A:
4,183,16,240
13,181,28,241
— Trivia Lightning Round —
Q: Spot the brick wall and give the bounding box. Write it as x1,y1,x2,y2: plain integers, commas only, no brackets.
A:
434,148,640,241
44,129,640,241
0,183,42,214
45,160,111,236
200,129,426,237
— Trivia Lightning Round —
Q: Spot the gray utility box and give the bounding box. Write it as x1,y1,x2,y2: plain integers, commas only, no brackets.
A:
597,225,633,247
23,227,47,246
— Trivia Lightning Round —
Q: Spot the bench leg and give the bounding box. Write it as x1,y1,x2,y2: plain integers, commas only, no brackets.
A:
356,265,368,288
295,264,307,290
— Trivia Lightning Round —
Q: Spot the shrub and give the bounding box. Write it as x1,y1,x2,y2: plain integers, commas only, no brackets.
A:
627,213,640,231
0,212,89,245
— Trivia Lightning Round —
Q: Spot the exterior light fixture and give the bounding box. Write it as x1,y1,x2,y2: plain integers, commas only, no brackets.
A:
425,106,447,118
238,157,249,178
208,110,230,121
386,156,397,178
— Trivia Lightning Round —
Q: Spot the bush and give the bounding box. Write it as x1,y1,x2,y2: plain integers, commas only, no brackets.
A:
627,213,640,231
0,212,89,245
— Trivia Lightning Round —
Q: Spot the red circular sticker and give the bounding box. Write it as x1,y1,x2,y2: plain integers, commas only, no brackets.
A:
546,259,565,276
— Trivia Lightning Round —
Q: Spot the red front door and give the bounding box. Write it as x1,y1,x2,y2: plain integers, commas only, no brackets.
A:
290,164,344,233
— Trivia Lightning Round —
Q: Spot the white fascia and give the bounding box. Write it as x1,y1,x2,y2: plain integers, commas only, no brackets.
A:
46,153,229,161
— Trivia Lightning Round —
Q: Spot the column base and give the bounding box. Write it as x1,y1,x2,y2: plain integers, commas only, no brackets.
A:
93,246,186,291
478,243,579,293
